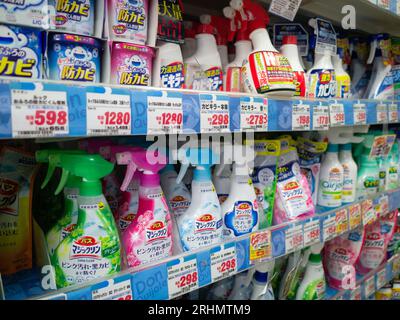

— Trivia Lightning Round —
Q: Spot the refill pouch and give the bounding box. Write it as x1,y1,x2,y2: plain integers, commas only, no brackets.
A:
0,147,37,275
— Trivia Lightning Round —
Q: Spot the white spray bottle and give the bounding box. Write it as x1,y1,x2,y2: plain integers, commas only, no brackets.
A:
333,48,351,98
250,260,276,300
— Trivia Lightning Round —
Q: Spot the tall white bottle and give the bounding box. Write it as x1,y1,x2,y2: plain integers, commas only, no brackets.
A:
250,261,275,300
333,53,351,98
339,144,358,204
182,22,197,60
307,50,337,99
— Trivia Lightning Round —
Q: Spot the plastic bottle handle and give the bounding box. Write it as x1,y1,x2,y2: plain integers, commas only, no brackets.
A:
55,169,70,195
177,163,189,185
121,162,138,192
41,162,56,189
367,40,377,64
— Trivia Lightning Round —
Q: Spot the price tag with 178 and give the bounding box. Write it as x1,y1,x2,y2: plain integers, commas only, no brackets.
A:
313,104,329,130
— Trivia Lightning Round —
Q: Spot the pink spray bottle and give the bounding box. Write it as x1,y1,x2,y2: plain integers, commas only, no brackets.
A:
116,148,172,268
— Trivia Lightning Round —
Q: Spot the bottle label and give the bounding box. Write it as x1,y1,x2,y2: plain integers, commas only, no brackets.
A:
189,66,223,91
319,167,343,207
301,278,326,300
376,71,394,100
336,74,351,98
169,195,191,215
359,232,386,270
223,201,258,238
293,71,307,97
160,61,185,89
363,176,379,195
56,0,92,31
225,66,243,92
388,166,398,189
244,51,295,94
307,69,336,99
342,164,354,203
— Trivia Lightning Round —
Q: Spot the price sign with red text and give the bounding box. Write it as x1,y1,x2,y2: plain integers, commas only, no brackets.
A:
92,279,132,300
87,92,131,136
389,103,399,123
285,224,304,254
240,97,268,131
362,199,376,225
353,103,367,125
292,104,311,131
364,276,376,298
147,95,183,134
329,103,345,126
304,218,321,246
336,209,349,235
349,204,362,229
377,103,388,124
210,245,237,283
313,104,329,130
167,258,198,299
11,89,69,138
323,214,337,242
200,95,230,133
250,230,272,262
376,268,386,290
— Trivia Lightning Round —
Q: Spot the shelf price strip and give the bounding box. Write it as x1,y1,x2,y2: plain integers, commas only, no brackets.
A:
200,95,230,133
323,214,337,242
249,230,272,263
349,285,362,300
304,218,321,246
240,97,268,131
376,103,388,124
167,258,199,300
361,199,376,225
364,276,376,298
285,224,304,254
336,209,349,235
389,103,399,123
292,104,311,131
329,103,345,126
147,94,183,134
86,92,131,136
353,103,367,125
91,279,133,300
376,268,387,290
349,203,362,229
11,89,69,138
313,104,330,130
210,245,237,283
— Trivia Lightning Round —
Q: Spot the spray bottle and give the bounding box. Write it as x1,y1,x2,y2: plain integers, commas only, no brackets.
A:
349,37,369,99
117,148,172,267
182,21,197,60
333,47,351,98
213,163,232,205
228,270,254,300
240,1,295,96
386,142,399,190
36,149,85,257
51,154,121,288
175,147,223,251
250,260,275,300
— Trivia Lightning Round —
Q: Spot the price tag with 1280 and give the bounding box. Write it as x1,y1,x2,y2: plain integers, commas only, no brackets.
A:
147,95,183,134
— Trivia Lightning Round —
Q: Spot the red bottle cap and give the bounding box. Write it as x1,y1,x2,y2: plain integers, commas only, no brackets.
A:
236,29,250,41
185,28,196,39
282,35,298,45
197,24,215,35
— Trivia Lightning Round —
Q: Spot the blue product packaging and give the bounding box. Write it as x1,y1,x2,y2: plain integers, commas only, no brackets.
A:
47,32,101,82
0,0,49,28
53,0,95,36
0,24,43,79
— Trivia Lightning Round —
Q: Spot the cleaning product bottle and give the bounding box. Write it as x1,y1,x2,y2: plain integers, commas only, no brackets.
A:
221,144,259,239
296,244,326,300
182,21,197,60
51,154,121,288
333,48,351,98
152,40,185,89
213,164,232,205
224,29,253,92
250,260,275,300
386,142,399,191
356,155,379,200
317,144,344,209
339,144,358,204
280,35,307,97
349,50,369,99
240,2,295,96
117,148,172,267
278,251,302,300
175,147,223,251
184,22,223,91
160,163,191,254
228,270,254,300
364,34,394,100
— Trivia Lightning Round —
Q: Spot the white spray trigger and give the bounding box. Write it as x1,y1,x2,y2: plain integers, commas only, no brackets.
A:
177,163,189,185
367,39,377,64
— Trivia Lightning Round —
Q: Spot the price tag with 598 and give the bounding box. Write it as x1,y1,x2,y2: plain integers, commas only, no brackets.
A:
200,96,230,133
147,95,183,134
353,103,367,125
240,98,268,131
313,104,329,130
211,245,237,283
87,92,131,136
167,258,198,299
11,89,69,138
292,104,310,131
330,103,345,126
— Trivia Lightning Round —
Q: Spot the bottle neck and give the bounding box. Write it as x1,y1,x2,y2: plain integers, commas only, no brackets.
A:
80,179,102,197
195,33,220,61
313,52,333,69
193,166,212,182
325,151,339,162
333,55,346,74
140,172,160,188
250,28,277,52
281,44,303,71
232,40,252,66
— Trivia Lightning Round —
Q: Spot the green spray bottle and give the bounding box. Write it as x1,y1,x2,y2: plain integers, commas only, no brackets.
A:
51,154,121,288
36,149,85,257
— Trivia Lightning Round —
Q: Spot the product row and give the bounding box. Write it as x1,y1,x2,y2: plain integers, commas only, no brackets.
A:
1,0,399,101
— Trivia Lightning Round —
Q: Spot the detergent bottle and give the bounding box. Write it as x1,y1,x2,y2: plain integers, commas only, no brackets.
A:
339,144,358,204
386,142,399,190
224,29,253,92
364,34,394,100
182,21,197,60
296,244,326,300
36,149,85,257
175,147,223,251
221,143,259,239
333,48,351,98
280,35,307,97
184,21,223,91
228,270,254,300
356,145,380,200
250,260,275,300
51,154,121,288
117,148,172,268
240,1,295,96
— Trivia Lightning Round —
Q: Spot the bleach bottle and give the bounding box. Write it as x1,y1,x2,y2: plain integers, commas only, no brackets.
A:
250,261,275,300
117,148,172,268
333,48,351,98
175,147,223,251
51,154,121,288
221,144,259,239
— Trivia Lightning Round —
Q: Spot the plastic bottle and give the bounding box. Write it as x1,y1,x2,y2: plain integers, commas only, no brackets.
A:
181,22,197,60
51,154,121,288
184,22,223,91
339,144,358,204
224,29,253,92
296,244,326,300
250,261,275,300
278,251,302,300
349,50,369,99
117,148,172,268
175,147,223,251
386,143,399,190
378,157,387,193
356,155,379,200
317,144,344,208
213,164,232,205
152,40,185,89
280,35,307,97
240,3,295,96
333,49,351,98
228,270,254,300
221,144,259,239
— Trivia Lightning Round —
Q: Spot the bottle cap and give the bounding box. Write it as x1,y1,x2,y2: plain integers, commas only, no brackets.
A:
282,35,297,45
327,144,339,153
341,144,352,151
197,24,215,35
309,253,322,263
185,28,196,39
254,271,268,283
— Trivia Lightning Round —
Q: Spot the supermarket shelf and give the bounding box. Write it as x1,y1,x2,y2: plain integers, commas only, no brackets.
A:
1,79,400,140
12,188,397,300
327,253,400,300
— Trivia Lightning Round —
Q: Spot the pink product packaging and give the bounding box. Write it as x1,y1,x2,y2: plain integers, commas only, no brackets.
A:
107,0,149,45
323,226,365,290
110,42,154,86
356,210,398,275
